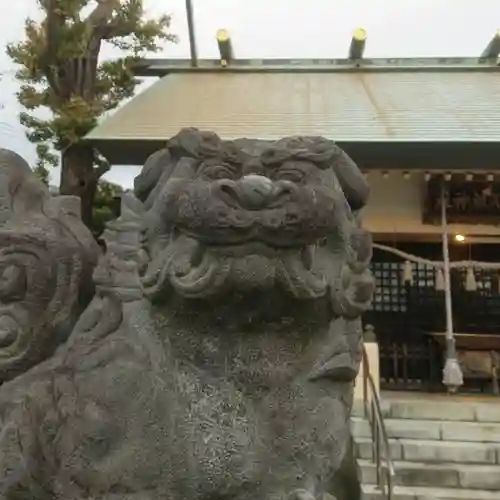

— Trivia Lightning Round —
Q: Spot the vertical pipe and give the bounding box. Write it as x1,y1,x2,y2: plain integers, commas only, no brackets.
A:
185,0,198,67
441,186,454,343
440,183,463,392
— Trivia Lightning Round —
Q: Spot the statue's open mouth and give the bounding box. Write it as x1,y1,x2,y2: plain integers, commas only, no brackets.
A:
200,240,316,264
141,230,327,300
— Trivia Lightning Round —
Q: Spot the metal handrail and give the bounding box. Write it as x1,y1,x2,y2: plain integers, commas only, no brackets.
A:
361,343,396,499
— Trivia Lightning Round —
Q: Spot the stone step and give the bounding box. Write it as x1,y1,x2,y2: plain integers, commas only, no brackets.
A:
362,484,500,500
354,437,500,464
358,459,500,490
351,416,500,442
352,398,499,423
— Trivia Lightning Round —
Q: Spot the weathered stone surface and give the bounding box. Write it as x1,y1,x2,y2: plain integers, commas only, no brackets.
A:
0,129,373,500
441,421,500,443
362,484,500,499
351,417,442,440
387,400,477,422
358,437,500,465
0,149,100,384
352,417,500,443
359,459,500,490
474,403,500,423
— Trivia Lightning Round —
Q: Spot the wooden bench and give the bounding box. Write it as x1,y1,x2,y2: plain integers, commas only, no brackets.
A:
426,332,500,395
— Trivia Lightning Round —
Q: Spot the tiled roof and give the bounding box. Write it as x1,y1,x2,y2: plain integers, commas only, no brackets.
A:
86,68,500,143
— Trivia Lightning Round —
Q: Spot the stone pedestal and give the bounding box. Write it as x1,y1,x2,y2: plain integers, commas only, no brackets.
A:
354,342,380,401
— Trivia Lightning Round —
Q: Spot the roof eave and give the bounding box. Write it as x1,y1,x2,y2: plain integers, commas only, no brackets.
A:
86,138,500,170
133,57,500,77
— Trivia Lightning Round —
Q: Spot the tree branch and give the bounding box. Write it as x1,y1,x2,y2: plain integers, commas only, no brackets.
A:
85,0,120,31
43,0,64,94
94,162,111,178
86,1,142,41
79,0,121,98
99,23,136,39
86,149,111,183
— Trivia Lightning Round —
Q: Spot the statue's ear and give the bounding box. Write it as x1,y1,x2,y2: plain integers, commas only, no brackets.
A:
134,147,172,203
331,149,369,211
0,149,49,224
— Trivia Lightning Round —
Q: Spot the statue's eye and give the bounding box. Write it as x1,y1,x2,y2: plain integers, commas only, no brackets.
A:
276,169,305,184
199,164,235,180
0,264,26,302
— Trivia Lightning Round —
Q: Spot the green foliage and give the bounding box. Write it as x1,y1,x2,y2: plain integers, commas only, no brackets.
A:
33,143,57,185
92,178,123,236
7,0,176,178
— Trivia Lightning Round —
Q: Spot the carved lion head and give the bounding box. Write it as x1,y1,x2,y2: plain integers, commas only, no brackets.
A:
0,150,100,383
135,129,373,317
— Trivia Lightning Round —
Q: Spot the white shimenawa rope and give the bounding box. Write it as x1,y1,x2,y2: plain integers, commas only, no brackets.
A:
373,243,500,270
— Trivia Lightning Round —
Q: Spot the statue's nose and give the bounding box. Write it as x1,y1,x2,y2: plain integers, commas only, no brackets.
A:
220,175,275,210
238,175,276,210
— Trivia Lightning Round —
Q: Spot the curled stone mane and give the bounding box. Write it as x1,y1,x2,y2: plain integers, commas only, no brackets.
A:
0,150,100,383
134,128,247,209
258,135,369,210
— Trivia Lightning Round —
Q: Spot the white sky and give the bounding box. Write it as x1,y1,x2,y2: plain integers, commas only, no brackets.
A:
0,0,499,188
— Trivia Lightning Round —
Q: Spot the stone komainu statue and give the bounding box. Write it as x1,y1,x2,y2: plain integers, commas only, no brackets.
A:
0,149,100,384
0,130,373,500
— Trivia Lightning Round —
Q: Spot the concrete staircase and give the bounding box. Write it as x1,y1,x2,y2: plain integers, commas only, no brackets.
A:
351,396,500,499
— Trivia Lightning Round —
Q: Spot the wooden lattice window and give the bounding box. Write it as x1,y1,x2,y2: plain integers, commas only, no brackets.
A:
371,262,408,312
413,262,436,288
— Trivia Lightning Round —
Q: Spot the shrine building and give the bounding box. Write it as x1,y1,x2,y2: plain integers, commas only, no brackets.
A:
86,29,500,395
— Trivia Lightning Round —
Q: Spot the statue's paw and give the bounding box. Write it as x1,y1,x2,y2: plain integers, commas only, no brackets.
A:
287,490,337,500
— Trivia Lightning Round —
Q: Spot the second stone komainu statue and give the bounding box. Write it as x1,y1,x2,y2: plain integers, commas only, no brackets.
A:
0,129,374,500
0,149,100,385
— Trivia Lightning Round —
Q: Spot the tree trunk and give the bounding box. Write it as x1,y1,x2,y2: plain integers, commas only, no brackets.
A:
60,144,97,229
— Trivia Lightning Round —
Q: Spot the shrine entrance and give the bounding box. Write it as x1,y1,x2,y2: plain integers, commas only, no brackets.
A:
364,172,500,395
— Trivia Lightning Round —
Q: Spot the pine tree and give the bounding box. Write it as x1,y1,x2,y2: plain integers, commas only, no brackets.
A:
7,0,176,227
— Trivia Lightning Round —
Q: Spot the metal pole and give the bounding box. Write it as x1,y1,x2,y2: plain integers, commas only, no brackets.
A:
440,184,463,393
185,0,198,67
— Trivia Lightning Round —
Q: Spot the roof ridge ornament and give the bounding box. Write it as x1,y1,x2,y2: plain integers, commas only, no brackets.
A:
216,28,234,67
480,30,500,60
348,27,367,62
